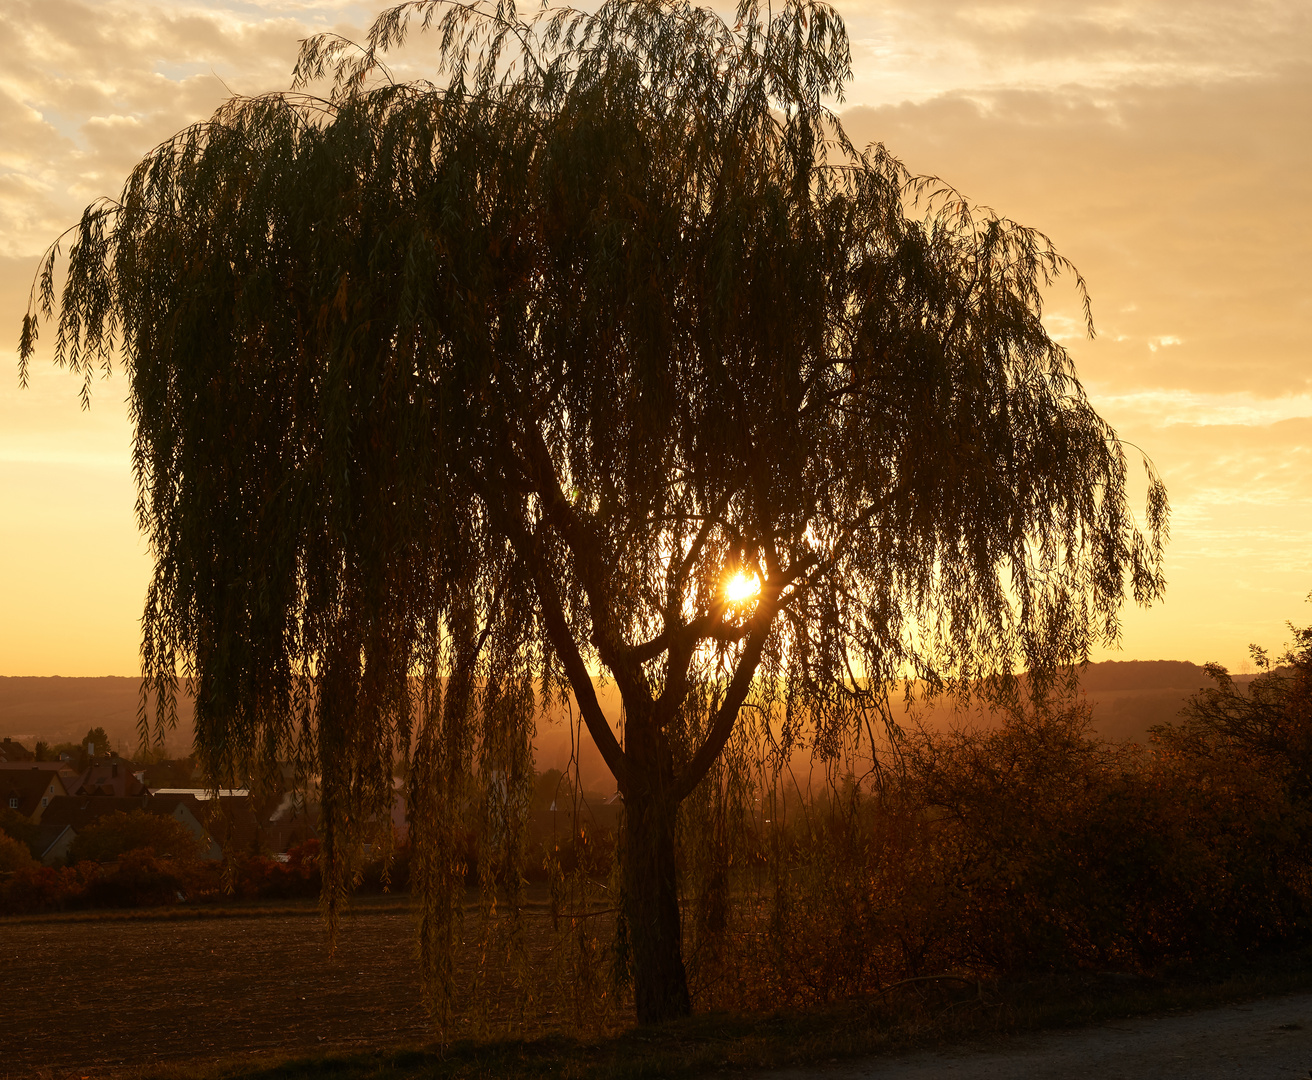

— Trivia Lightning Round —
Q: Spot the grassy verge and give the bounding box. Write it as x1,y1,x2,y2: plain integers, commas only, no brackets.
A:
0,895,410,925
110,950,1312,1080
1,895,611,926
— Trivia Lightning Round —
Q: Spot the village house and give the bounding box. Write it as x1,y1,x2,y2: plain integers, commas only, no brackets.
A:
154,787,295,856
30,823,76,864
71,755,150,798
2,765,72,822
0,738,36,763
39,794,224,860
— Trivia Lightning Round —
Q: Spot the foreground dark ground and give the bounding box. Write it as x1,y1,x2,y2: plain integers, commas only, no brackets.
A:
4,901,1312,1080
2,896,616,1077
1,901,434,1075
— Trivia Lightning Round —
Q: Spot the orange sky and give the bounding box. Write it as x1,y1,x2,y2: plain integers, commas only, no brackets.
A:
2,0,1310,675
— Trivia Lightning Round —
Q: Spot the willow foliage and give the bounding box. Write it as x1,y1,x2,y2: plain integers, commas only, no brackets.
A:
21,0,1167,1025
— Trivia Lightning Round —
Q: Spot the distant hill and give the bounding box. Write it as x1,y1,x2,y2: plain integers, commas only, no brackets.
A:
0,675,619,791
1078,660,1210,693
0,677,195,756
1077,660,1216,743
908,659,1261,744
0,660,1252,767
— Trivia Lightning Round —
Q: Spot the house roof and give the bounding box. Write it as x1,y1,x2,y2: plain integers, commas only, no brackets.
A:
39,793,204,831
197,795,261,856
71,757,149,799
152,788,250,800
32,823,75,861
0,761,78,778
0,738,35,763
2,767,69,820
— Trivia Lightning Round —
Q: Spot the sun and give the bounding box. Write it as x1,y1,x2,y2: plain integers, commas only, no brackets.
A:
723,571,760,604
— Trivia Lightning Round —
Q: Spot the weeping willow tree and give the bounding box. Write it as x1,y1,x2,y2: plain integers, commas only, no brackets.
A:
20,0,1167,1024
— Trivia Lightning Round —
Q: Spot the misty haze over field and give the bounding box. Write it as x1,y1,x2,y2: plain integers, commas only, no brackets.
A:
0,660,1253,792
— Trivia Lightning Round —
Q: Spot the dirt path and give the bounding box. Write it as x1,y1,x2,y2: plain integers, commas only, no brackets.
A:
766,993,1312,1080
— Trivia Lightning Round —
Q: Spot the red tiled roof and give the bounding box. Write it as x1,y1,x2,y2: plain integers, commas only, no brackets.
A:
72,757,149,799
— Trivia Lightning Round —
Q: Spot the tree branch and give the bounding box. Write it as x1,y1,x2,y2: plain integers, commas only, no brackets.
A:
479,484,634,794
670,617,772,803
531,559,634,794
509,417,652,703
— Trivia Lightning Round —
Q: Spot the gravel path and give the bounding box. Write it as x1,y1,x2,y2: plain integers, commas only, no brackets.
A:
765,993,1312,1080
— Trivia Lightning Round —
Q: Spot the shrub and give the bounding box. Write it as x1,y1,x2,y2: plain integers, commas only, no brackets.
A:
67,810,204,864
358,841,411,894
233,838,321,899
81,848,191,908
0,862,100,916
0,808,42,858
0,829,37,872
682,693,1312,1011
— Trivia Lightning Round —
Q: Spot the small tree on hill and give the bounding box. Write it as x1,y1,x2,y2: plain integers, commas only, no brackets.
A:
21,0,1166,1024
72,726,113,771
1165,609,1312,803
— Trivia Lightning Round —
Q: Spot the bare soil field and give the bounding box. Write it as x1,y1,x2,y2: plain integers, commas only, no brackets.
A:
0,899,604,1078
6,902,1312,1080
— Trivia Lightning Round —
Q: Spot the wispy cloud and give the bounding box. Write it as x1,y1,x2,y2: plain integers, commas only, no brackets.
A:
1090,390,1312,428
840,65,1312,399
0,0,367,258
836,0,1311,105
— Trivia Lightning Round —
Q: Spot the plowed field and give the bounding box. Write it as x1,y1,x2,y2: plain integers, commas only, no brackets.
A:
0,899,603,1078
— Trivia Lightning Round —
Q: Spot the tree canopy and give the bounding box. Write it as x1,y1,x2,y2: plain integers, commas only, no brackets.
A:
1169,613,1312,802
21,0,1167,1024
67,809,204,864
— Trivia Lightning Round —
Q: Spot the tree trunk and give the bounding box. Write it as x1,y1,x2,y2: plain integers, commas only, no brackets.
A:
621,707,691,1023
623,783,691,1022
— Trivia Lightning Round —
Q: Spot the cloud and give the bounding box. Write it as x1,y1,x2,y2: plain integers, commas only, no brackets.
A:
1090,390,1312,429
0,0,367,258
829,1,1312,666
839,65,1312,398
834,0,1311,104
